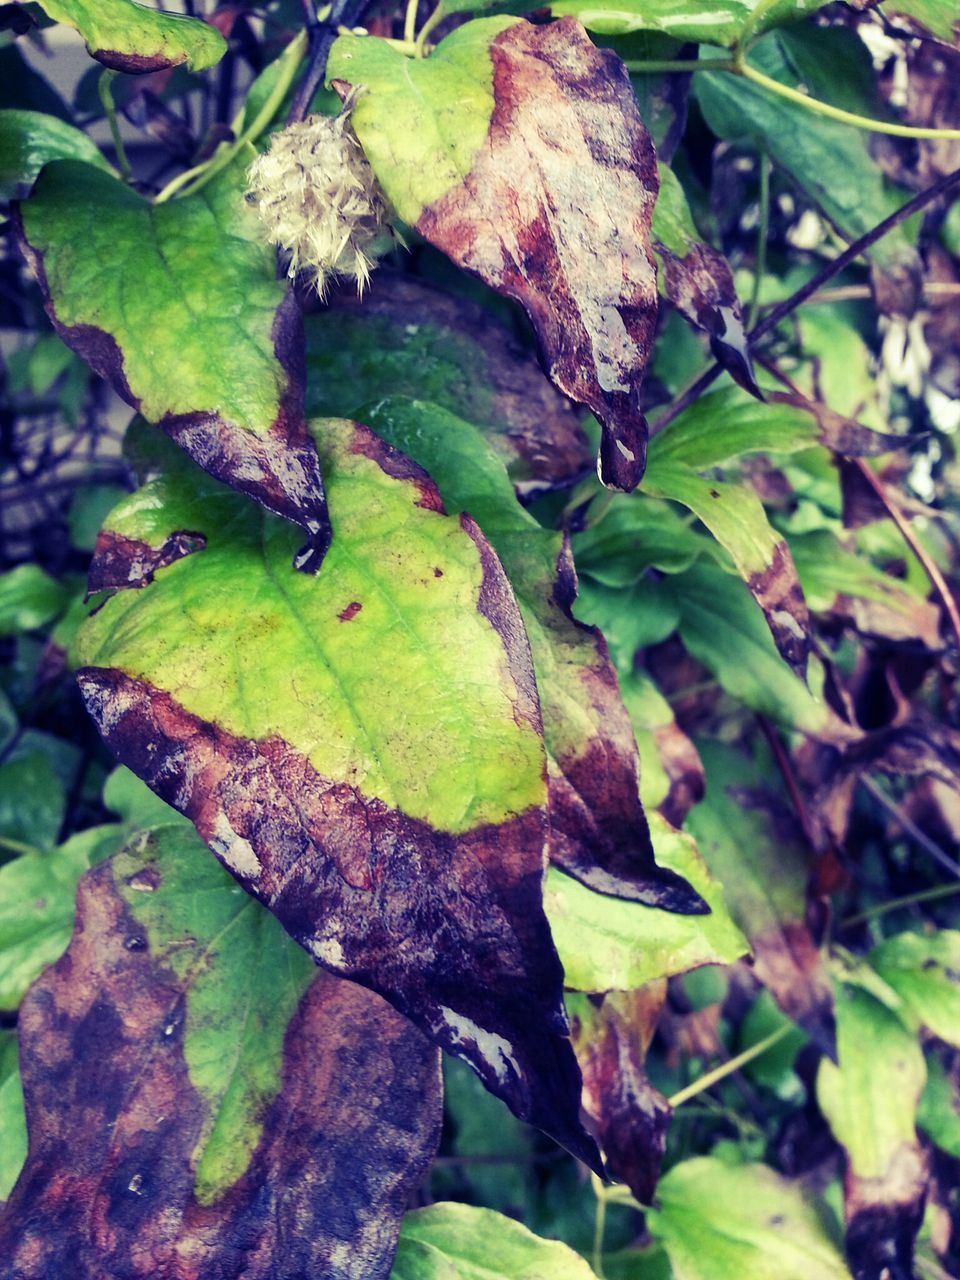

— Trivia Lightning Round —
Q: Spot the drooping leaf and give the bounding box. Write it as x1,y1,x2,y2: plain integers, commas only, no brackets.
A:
652,163,757,394
17,158,329,557
918,1052,960,1159
569,985,670,1203
686,738,835,1049
0,824,122,1009
817,980,927,1280
0,564,68,636
543,0,830,49
0,826,442,1279
647,1157,853,1280
30,0,227,73
75,418,598,1168
694,31,918,304
329,18,662,491
0,1032,26,1205
0,108,111,200
546,814,748,993
390,1202,597,1279
870,931,960,1047
307,274,590,493
621,670,705,828
359,394,704,911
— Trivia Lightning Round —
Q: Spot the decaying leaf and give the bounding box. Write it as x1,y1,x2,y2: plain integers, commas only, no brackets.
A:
30,0,226,74
569,985,670,1203
652,163,758,396
687,738,835,1050
17,158,329,563
75,419,598,1169
329,17,663,491
358,395,705,911
307,273,591,493
0,826,442,1279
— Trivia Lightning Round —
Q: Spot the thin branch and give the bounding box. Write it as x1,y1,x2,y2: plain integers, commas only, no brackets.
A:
843,882,960,927
860,775,960,882
667,1024,794,1108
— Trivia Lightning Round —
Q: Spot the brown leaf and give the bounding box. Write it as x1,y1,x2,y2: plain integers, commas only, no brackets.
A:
766,390,911,457
0,857,442,1280
414,19,661,492
570,985,670,1204
844,1148,929,1280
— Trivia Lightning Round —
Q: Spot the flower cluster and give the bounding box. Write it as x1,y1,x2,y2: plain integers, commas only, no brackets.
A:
246,98,390,296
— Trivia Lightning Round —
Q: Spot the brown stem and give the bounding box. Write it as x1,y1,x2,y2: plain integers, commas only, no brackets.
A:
651,165,960,436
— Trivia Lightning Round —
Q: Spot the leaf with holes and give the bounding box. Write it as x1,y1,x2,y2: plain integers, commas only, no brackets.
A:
17,158,328,560
328,18,662,491
0,824,441,1279
31,0,226,73
75,418,598,1169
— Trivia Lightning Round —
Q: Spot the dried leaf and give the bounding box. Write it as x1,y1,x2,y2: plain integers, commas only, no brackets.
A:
0,826,442,1279
329,18,662,491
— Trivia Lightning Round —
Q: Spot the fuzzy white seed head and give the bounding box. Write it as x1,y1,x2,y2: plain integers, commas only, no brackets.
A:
246,99,389,296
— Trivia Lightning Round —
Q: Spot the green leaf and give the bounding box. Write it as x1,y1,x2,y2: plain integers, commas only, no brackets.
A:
0,827,442,1276
573,491,718,587
869,931,960,1048
917,1052,960,1158
0,751,67,851
0,1032,26,1204
0,565,68,636
18,157,327,544
31,0,227,73
391,1203,597,1279
648,1158,852,1279
879,0,958,42
545,813,748,992
0,825,121,1010
305,274,589,492
331,19,663,493
76,418,598,1168
360,395,703,912
0,109,111,200
545,0,829,46
686,737,834,1045
651,388,819,471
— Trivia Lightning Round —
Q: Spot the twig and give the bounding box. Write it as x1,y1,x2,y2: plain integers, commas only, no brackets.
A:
766,282,960,306
667,1025,793,1108
757,715,819,852
651,166,960,435
287,0,371,123
860,775,960,882
747,151,771,331
843,882,960,927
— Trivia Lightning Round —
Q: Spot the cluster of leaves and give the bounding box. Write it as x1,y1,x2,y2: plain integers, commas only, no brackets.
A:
1,0,960,1277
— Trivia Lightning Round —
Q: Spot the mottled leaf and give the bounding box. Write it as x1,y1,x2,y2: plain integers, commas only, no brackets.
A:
817,980,927,1280
0,824,122,1010
0,108,111,200
0,826,442,1278
360,395,703,911
329,18,662,491
569,985,670,1203
307,274,590,493
391,1203,597,1279
31,0,226,73
17,158,328,557
546,814,748,993
648,1157,853,1280
75,418,598,1168
544,0,830,48
652,164,757,395
686,738,835,1049
870,931,960,1048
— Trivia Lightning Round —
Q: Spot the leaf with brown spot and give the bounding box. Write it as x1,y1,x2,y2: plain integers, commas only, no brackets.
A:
74,418,600,1170
687,737,835,1051
328,17,662,491
30,0,226,74
0,824,442,1279
307,273,591,494
16,157,329,564
569,985,670,1204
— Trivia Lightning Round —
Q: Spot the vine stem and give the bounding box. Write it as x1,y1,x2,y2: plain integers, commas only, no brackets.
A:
666,1024,794,1109
0,834,41,858
154,28,308,203
98,70,132,183
651,164,960,435
591,1174,607,1277
625,58,733,74
843,882,960,927
415,4,445,57
746,151,770,330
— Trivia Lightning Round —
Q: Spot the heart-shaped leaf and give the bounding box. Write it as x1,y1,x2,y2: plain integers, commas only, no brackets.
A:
32,0,226,73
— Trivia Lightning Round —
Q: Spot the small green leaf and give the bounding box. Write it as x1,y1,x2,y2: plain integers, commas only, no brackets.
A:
545,0,829,46
32,0,226,73
917,1052,960,1158
869,931,960,1048
0,565,68,636
0,1032,26,1204
391,1203,597,1279
0,109,111,200
648,1158,852,1280
545,814,748,992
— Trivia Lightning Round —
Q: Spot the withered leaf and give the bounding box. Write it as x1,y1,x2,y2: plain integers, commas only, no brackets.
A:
330,18,662,492
569,985,670,1204
75,419,600,1170
17,158,330,565
0,828,442,1279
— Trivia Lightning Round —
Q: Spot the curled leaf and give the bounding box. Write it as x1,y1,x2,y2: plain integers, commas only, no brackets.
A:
30,0,226,73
